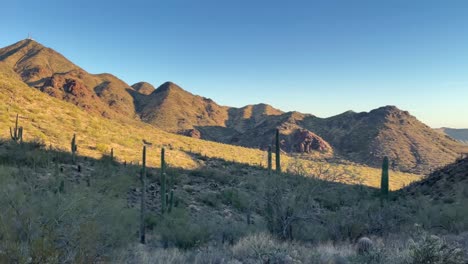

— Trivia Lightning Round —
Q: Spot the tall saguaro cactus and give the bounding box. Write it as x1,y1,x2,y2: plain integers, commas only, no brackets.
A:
71,134,78,164
275,129,281,173
140,146,147,244
169,189,174,213
10,114,23,143
267,145,272,175
161,148,167,214
381,156,389,203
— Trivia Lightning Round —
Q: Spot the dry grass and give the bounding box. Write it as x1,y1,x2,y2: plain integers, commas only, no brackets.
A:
0,64,420,190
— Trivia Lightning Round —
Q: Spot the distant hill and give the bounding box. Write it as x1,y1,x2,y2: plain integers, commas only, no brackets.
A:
300,107,467,174
1,39,467,174
435,128,468,144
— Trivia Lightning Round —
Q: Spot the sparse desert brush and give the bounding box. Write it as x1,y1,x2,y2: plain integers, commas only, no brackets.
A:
0,69,420,190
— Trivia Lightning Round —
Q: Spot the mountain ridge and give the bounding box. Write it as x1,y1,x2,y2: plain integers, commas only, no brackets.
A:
435,127,468,144
1,39,467,173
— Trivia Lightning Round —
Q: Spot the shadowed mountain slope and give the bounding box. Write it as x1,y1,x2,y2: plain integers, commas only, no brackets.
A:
404,157,468,199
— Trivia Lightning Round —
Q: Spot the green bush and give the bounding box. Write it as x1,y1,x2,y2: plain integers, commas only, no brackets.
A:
156,208,211,249
220,188,249,212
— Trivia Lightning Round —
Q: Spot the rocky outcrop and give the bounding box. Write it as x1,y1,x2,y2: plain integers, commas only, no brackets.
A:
292,129,332,153
180,129,202,139
42,74,92,98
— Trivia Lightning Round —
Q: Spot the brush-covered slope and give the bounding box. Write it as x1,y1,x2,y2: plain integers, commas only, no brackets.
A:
134,82,331,155
436,128,468,144
136,79,466,172
137,81,230,132
0,39,329,158
0,62,419,189
1,39,464,174
301,106,467,174
404,157,468,200
0,39,136,118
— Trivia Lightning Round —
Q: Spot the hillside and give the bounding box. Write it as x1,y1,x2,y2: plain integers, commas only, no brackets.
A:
404,156,468,199
436,127,468,144
1,39,466,174
0,39,137,118
2,41,468,264
301,106,468,174
0,132,465,263
0,58,419,190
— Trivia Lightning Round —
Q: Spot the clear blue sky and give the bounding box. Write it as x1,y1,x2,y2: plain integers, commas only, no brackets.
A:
1,0,468,128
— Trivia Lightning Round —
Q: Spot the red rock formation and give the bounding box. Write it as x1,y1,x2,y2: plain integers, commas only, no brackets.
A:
293,129,332,153
180,129,202,139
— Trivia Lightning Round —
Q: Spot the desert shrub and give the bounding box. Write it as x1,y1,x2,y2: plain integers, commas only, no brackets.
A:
231,233,294,263
408,233,465,264
95,143,109,153
199,192,221,207
263,173,321,241
349,246,390,264
216,219,251,245
155,208,211,249
220,188,250,212
0,139,50,168
0,166,136,263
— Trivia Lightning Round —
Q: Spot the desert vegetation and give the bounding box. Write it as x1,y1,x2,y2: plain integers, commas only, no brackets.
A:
1,40,467,264
0,68,420,190
0,133,467,263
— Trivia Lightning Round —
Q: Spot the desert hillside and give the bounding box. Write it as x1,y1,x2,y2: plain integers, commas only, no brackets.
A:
1,39,466,175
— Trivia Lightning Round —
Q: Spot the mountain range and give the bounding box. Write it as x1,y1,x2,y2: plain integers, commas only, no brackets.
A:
435,128,468,144
1,39,467,174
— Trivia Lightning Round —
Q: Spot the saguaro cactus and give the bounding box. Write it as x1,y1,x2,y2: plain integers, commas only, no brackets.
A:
267,145,272,175
381,156,389,202
169,189,174,213
71,134,78,164
140,146,147,244
161,148,166,214
275,129,281,173
10,114,23,143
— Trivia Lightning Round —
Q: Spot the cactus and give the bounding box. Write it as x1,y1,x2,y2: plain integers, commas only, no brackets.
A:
59,180,65,194
267,145,272,175
381,157,389,202
71,134,78,164
110,148,114,162
161,148,166,214
10,114,23,143
169,189,174,212
140,146,147,244
275,129,281,173
356,237,373,255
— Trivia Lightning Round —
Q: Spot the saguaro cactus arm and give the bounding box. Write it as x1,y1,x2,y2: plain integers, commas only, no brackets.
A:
10,114,23,143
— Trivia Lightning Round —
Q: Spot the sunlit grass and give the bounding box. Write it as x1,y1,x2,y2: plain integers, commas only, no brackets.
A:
0,66,421,189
